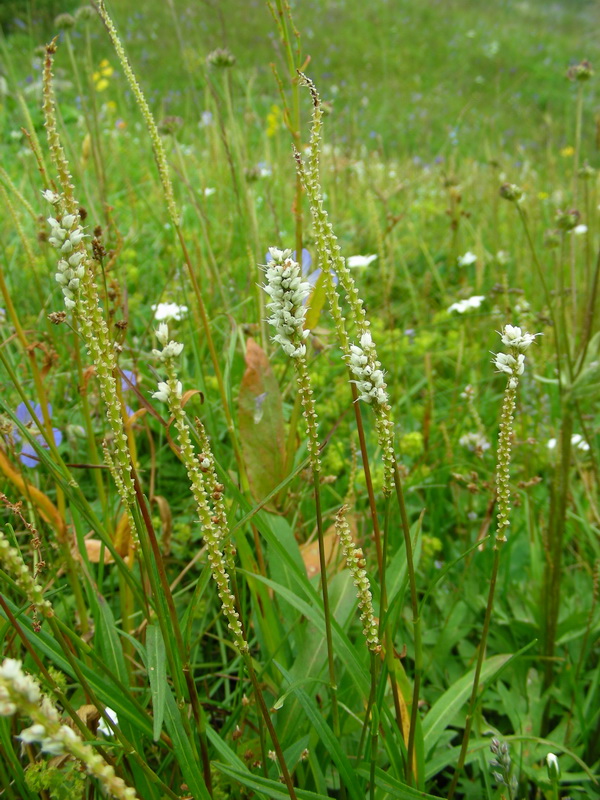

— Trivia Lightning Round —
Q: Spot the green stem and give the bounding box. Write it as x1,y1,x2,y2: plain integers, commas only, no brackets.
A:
129,477,213,795
369,652,380,800
243,654,298,800
447,549,501,799
393,462,422,785
542,411,573,693
516,206,564,383
312,464,345,797
45,614,181,798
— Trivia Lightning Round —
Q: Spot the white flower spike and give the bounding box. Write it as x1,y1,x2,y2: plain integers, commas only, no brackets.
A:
262,249,311,358
492,324,539,389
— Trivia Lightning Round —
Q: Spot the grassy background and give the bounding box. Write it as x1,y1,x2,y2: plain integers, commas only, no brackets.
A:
0,0,599,797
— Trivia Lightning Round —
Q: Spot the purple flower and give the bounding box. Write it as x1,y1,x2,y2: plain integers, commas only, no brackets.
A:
14,402,62,468
121,370,137,418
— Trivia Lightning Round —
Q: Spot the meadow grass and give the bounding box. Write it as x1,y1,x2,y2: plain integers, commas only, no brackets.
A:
0,1,598,798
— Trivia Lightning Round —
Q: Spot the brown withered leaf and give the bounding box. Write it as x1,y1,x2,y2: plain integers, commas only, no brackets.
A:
84,539,115,564
300,529,340,579
238,338,286,509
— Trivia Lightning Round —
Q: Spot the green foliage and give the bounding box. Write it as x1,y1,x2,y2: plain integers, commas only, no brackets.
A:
0,0,78,33
0,1,598,799
25,759,86,799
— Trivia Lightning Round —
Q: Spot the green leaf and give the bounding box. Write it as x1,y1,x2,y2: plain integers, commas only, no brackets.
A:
0,597,154,739
273,676,327,709
239,570,370,699
95,595,129,683
275,661,364,800
238,338,287,508
358,765,443,798
215,762,333,800
146,624,167,741
163,690,212,800
422,654,512,754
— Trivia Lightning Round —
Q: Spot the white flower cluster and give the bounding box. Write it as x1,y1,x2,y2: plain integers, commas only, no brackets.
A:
458,251,477,267
0,658,137,799
19,720,78,756
152,322,184,361
0,659,41,716
45,201,86,311
548,433,590,452
448,295,485,314
152,380,182,404
492,324,539,388
263,247,311,358
347,330,388,405
152,301,188,321
459,431,491,452
499,324,540,351
346,254,378,268
152,323,184,403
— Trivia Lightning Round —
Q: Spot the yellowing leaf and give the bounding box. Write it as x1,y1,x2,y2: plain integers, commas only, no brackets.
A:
304,270,328,331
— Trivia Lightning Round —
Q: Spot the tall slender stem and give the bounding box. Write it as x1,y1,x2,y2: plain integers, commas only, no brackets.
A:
447,550,501,799
244,655,298,800
393,462,421,784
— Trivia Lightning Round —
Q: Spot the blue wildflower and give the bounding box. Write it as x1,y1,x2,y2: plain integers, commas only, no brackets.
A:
14,402,62,468
121,370,137,418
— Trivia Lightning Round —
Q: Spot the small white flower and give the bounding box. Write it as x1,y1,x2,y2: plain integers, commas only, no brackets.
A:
346,254,378,268
448,295,485,314
203,187,216,197
18,723,46,744
61,214,77,230
0,659,24,681
493,351,525,375
41,189,60,204
267,246,292,262
263,249,311,357
98,707,119,736
459,432,491,452
152,302,188,322
547,438,557,450
573,224,588,235
457,251,477,267
571,433,590,452
156,322,169,345
159,341,184,360
152,382,171,403
500,324,540,351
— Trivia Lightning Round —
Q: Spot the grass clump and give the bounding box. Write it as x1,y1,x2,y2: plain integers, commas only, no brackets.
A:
0,2,598,799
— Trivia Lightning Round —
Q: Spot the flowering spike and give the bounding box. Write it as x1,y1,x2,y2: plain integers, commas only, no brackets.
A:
152,328,247,653
492,324,540,543
335,506,380,653
0,659,138,799
262,247,322,471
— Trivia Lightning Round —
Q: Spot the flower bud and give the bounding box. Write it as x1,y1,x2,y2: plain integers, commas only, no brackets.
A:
54,13,76,30
206,48,236,68
567,60,593,82
546,753,560,780
555,208,580,231
499,183,524,203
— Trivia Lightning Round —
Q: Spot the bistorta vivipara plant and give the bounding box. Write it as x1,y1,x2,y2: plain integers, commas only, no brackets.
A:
448,323,540,797
0,659,138,800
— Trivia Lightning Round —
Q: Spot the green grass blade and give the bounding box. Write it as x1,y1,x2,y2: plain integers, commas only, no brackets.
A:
275,661,364,800
146,623,167,742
